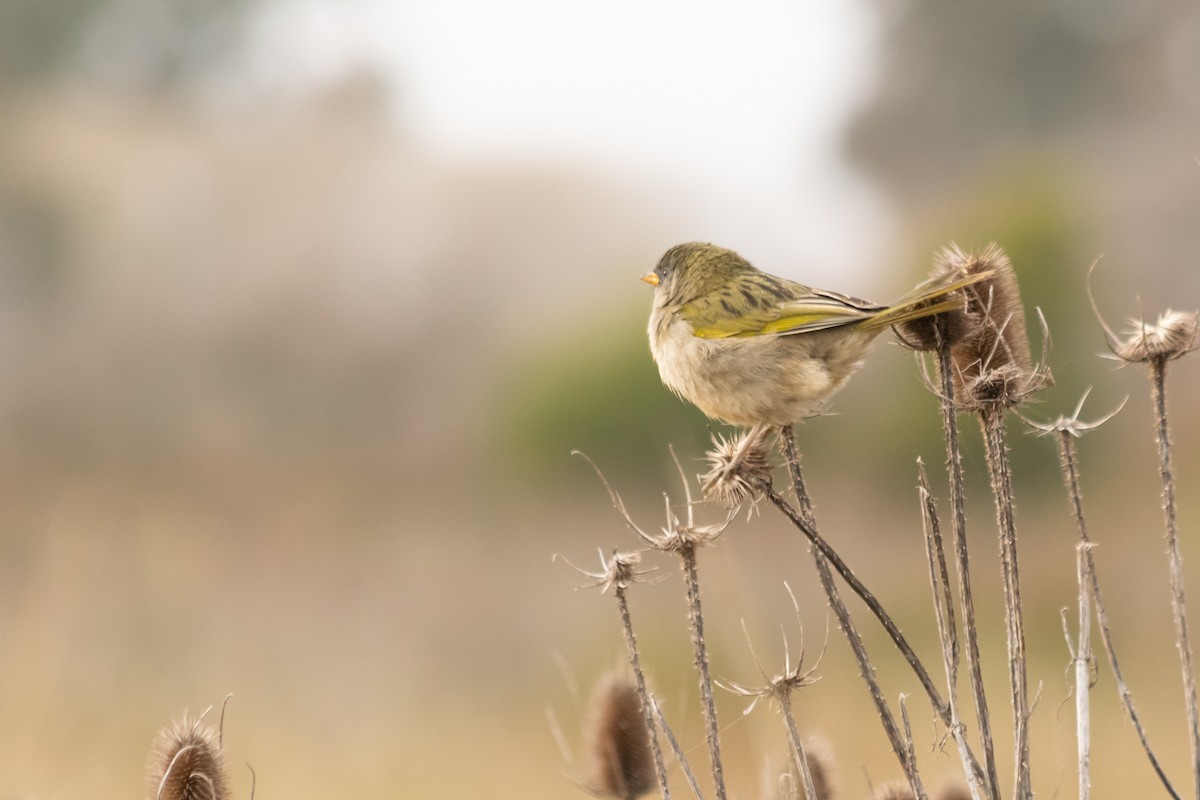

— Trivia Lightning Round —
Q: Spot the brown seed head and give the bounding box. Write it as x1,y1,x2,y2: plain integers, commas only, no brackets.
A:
702,427,772,510
931,243,1046,409
146,714,229,800
1113,309,1199,364
582,673,656,799
894,250,989,351
759,737,836,800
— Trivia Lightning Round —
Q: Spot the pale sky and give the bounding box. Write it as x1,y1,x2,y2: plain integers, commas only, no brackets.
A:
241,0,893,278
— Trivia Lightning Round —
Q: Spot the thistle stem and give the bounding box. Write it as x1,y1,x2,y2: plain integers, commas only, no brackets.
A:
780,426,928,799
614,581,673,800
1072,543,1093,800
1053,429,1179,799
777,691,820,800
979,406,1031,800
1150,358,1200,798
936,344,1001,800
918,461,988,800
678,543,727,800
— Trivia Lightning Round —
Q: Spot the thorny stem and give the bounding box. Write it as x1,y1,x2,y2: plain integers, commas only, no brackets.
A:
651,698,707,800
936,344,1001,800
780,426,928,799
614,582,673,800
918,462,987,800
1053,429,1180,800
777,691,820,800
679,543,727,800
979,406,1031,800
1072,544,1093,800
760,473,949,720
1150,358,1200,799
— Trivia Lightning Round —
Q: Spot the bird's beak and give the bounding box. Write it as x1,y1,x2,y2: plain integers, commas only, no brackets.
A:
641,272,659,286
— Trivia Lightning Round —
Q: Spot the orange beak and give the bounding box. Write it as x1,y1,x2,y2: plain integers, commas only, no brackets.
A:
641,272,659,286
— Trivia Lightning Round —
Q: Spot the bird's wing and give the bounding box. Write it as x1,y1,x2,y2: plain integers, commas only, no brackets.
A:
687,286,885,340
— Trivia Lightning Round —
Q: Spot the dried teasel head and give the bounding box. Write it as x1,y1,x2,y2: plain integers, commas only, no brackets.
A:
759,737,837,800
894,256,987,352
581,673,656,799
146,713,229,800
702,426,773,510
932,242,1048,410
1111,309,1199,364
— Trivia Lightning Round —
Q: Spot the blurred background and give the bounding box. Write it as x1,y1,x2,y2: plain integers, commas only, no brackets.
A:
1,0,1198,796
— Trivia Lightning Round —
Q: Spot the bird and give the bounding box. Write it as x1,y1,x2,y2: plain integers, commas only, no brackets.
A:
643,242,984,430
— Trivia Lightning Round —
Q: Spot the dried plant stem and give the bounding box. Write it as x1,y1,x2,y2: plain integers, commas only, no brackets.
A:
762,435,989,792
1071,543,1094,800
780,426,928,799
777,691,821,800
1052,428,1180,799
651,698,707,800
917,461,988,800
678,543,728,800
979,406,1031,800
935,345,1001,800
760,460,948,720
614,581,673,800
1149,358,1200,797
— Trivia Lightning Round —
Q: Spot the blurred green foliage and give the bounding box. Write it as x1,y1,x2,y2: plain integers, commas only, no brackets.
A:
493,311,713,491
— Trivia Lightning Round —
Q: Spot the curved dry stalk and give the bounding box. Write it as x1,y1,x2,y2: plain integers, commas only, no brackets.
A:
1086,270,1199,795
760,431,985,791
1025,397,1180,799
778,426,928,799
759,478,949,722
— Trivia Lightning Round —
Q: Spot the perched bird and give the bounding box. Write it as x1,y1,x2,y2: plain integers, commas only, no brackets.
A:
643,242,984,429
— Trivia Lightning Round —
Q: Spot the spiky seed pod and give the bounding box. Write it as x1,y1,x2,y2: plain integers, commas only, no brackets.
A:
146,714,229,800
760,738,837,800
894,263,984,352
1113,309,1198,364
932,243,1041,409
582,673,657,799
702,427,773,509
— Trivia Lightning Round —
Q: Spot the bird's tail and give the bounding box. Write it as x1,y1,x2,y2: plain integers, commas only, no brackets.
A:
860,269,995,332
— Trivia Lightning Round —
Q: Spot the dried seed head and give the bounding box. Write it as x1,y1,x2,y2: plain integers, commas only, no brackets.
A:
760,737,837,800
941,244,1032,384
894,251,989,351
702,428,772,510
146,714,229,800
1113,309,1199,364
582,673,656,799
931,243,1048,409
